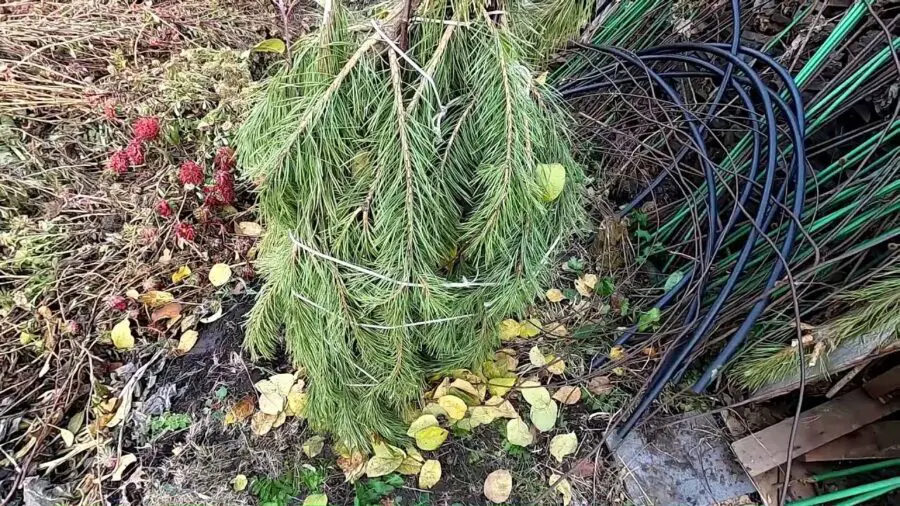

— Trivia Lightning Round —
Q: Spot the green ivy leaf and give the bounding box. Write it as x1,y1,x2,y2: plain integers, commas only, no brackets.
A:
595,276,615,297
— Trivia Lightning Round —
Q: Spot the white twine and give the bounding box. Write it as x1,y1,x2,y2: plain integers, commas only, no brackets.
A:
370,20,448,134
289,232,497,288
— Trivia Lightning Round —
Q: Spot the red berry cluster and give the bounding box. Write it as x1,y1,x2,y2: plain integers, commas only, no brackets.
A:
157,146,238,243
107,117,160,175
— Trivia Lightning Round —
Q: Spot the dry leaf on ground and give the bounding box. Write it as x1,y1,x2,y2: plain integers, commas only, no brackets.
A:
549,433,578,463
552,386,581,405
418,459,441,489
483,469,513,504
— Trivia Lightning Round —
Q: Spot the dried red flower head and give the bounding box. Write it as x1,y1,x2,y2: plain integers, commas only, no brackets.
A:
155,200,173,217
63,320,81,335
125,140,144,166
140,227,159,244
107,150,130,175
106,295,128,312
178,160,204,187
133,116,160,142
204,169,236,207
174,222,195,241
214,146,236,172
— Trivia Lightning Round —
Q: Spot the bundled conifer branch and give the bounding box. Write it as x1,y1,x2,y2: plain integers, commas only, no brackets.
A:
237,0,590,446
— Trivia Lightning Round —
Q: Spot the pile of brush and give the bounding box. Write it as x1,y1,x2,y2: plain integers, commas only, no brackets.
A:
236,0,594,447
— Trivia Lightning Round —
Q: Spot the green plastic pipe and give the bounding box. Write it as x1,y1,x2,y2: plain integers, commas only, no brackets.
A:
813,458,900,482
785,476,900,506
834,484,900,506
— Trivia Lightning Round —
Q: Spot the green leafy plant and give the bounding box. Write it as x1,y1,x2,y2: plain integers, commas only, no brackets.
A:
354,474,404,506
250,474,299,506
149,412,191,438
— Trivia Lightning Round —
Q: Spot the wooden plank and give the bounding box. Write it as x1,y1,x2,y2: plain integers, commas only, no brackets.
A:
731,387,900,477
752,461,816,506
754,329,898,400
803,421,900,462
863,365,900,403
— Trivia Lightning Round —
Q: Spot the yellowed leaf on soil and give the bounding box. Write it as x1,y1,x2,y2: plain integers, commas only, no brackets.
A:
528,346,545,367
545,322,568,337
450,379,481,399
269,373,297,397
506,418,533,447
609,345,625,361
545,355,565,375
272,411,287,429
303,494,328,506
236,221,263,237
587,376,614,396
545,288,564,303
175,330,199,355
365,452,403,478
171,265,192,284
484,469,513,504
407,414,439,437
422,402,447,418
302,435,326,458
550,474,573,506
518,319,541,338
470,405,502,425
208,263,232,287
552,386,582,405
432,377,451,399
549,432,578,463
437,395,467,420
224,395,256,425
498,319,520,341
519,380,551,406
531,400,558,432
258,393,284,415
251,412,277,436
232,474,248,492
414,426,449,451
151,302,183,323
59,428,74,447
337,448,367,483
110,319,134,350
495,349,519,371
487,376,517,398
138,290,174,308
419,459,441,489
575,277,593,297
485,397,518,419
397,456,423,475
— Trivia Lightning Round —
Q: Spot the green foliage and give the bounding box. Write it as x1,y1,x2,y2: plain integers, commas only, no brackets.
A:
637,308,661,332
354,474,404,506
595,276,615,297
250,473,299,506
298,465,327,493
149,412,192,438
237,1,588,447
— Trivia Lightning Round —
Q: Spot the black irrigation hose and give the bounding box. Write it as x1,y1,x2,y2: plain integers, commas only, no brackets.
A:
560,0,809,443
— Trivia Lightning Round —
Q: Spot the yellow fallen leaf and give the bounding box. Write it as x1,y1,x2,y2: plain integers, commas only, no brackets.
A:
450,379,481,399
494,349,519,371
422,402,448,418
302,435,326,458
498,319,520,341
414,426,449,451
587,375,614,395
528,346,546,367
171,265,192,284
250,412,276,436
337,449,367,483
272,411,287,429
545,355,565,375
506,418,533,447
518,318,541,338
59,428,74,447
303,494,328,506
484,397,519,419
531,400,558,432
175,330,198,355
549,432,578,463
484,469,513,504
208,263,232,287
407,414,439,437
151,302,182,324
552,386,582,405
285,390,308,418
236,221,263,237
224,396,256,425
455,417,481,432
418,459,441,489
575,277,593,297
269,373,297,396
365,444,404,477
487,376,516,397
258,393,284,415
110,319,134,350
232,474,248,491
609,345,625,361
470,405,503,425
437,395,467,420
550,474,573,506
545,322,568,337
397,456,423,475
545,288,564,303
519,380,551,406
138,290,174,308
125,289,140,300
432,377,451,399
